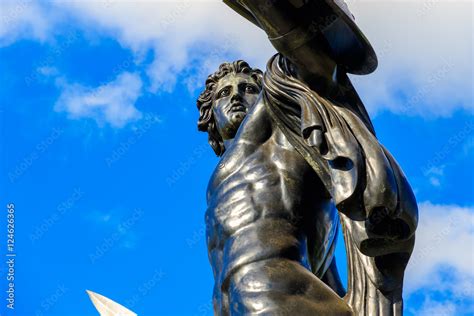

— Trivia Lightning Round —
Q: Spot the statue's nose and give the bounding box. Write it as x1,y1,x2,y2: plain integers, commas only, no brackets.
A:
231,91,243,102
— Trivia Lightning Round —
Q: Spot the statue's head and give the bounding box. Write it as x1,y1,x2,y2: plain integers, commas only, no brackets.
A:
197,60,263,156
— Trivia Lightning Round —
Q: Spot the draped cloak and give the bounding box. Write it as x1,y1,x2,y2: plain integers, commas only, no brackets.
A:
262,54,418,315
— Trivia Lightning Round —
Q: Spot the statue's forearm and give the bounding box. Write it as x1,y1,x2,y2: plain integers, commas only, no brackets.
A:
236,0,321,55
232,0,301,37
232,0,339,91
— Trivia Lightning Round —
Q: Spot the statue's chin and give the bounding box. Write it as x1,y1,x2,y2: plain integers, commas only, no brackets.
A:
231,111,246,122
223,112,247,139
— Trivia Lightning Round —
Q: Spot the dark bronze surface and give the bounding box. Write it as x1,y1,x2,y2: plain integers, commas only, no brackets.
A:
224,0,378,75
196,2,418,315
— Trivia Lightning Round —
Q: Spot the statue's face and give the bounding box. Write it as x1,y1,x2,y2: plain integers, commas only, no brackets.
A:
212,73,260,140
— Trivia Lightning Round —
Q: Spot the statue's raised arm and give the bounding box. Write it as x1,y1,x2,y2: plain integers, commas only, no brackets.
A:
224,2,418,315
225,0,378,132
224,0,377,74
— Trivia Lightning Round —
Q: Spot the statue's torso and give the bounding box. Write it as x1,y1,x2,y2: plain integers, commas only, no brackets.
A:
205,97,339,286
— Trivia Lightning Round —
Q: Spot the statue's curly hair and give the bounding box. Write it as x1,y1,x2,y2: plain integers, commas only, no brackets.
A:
197,60,263,156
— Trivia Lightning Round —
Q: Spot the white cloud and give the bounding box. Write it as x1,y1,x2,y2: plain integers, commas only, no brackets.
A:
405,202,474,290
55,0,275,94
345,0,473,116
423,165,445,187
54,0,472,116
37,66,59,77
0,0,54,46
55,72,143,127
404,201,474,313
85,208,144,252
2,0,472,121
415,298,456,316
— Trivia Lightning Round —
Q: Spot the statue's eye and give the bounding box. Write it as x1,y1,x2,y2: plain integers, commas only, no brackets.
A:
245,85,256,93
219,87,231,98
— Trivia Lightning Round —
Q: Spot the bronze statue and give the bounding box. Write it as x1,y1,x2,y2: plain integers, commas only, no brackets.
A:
197,1,418,315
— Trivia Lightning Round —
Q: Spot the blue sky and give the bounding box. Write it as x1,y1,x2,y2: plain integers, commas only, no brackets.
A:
0,1,472,315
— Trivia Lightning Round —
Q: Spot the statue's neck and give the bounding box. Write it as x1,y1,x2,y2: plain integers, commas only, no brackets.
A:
223,139,234,152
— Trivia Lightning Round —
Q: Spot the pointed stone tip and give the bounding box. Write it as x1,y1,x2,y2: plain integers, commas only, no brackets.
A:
85,289,137,316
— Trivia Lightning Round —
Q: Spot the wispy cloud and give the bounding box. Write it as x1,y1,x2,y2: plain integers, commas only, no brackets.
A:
415,298,456,316
3,1,471,118
346,0,472,116
86,208,145,262
56,1,472,117
405,201,474,314
0,0,53,46
424,165,445,188
54,72,143,128
57,0,274,92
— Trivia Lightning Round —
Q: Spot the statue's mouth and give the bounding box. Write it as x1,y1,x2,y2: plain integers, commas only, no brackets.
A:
229,103,246,113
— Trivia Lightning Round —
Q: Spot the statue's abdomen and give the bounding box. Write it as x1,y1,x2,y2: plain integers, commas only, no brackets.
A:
206,139,337,286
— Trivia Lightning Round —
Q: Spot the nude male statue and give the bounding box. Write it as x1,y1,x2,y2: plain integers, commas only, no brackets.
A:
196,1,418,315
198,60,349,314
